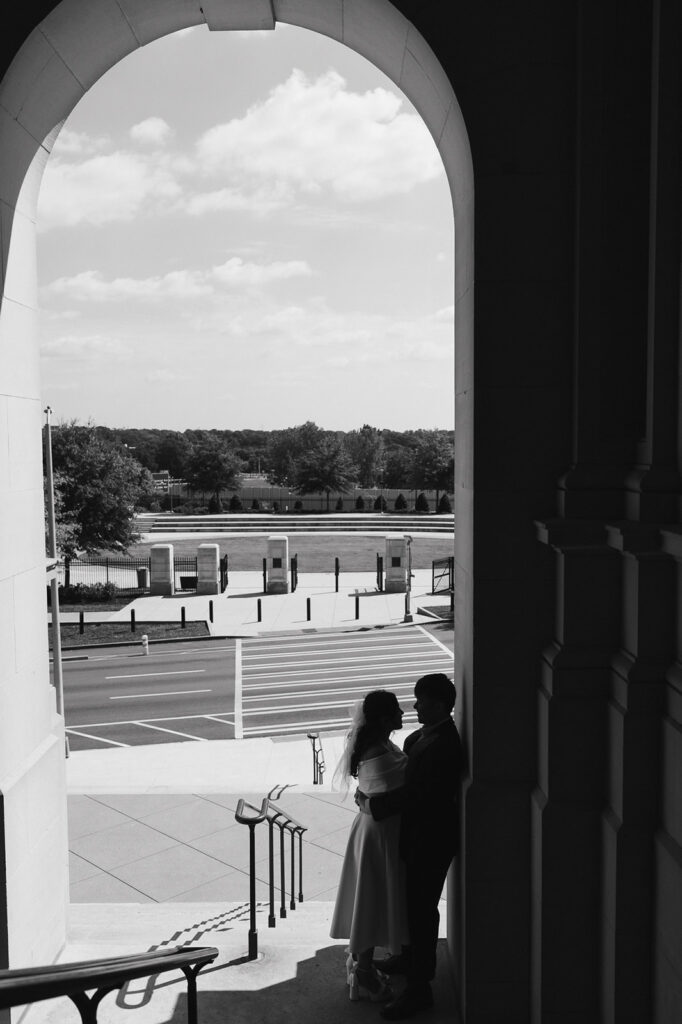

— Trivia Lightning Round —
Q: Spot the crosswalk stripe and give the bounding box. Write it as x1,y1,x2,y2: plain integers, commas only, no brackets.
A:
243,683,416,703
241,659,451,682
241,671,447,692
241,641,433,661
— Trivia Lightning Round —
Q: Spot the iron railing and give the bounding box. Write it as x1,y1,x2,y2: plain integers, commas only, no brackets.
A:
234,798,307,960
0,946,218,1024
50,556,151,598
174,556,199,592
432,555,454,594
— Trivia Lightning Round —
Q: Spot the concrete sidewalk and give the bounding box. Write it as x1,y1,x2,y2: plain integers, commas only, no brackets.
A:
52,570,451,637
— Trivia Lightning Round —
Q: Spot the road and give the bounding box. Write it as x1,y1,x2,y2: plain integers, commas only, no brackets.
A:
238,624,455,738
61,624,454,749
63,639,236,750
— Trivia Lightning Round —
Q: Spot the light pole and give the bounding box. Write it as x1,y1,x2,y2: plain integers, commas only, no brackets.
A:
44,407,67,754
403,534,414,622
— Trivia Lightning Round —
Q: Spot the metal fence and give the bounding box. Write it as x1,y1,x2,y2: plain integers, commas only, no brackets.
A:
173,556,199,593
432,556,454,594
54,556,151,596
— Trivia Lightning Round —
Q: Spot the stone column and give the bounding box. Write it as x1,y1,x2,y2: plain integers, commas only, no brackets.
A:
267,535,289,594
384,534,407,593
150,544,174,596
197,543,219,595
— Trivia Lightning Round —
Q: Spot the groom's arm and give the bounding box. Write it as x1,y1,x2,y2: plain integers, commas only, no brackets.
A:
355,786,405,820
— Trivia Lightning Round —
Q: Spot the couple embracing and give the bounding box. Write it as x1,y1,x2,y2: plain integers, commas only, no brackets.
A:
330,673,463,1020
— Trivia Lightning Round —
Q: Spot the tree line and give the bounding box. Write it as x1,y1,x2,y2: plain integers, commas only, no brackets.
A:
46,420,453,554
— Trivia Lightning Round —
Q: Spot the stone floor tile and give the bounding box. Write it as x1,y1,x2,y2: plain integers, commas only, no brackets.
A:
138,798,238,842
70,871,155,903
255,841,345,900
109,843,234,901
69,819,178,870
266,792,357,840
89,793,197,819
67,795,132,839
68,851,102,884
167,869,272,903
309,826,353,857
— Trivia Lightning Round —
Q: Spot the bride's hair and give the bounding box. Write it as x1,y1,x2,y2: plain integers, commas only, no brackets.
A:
349,689,400,778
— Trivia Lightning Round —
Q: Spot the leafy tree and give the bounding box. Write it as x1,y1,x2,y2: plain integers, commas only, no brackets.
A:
394,492,407,511
184,437,242,504
411,430,454,506
208,494,223,513
156,432,191,478
437,492,453,513
374,494,387,511
295,437,355,512
383,448,416,489
355,495,365,511
229,494,243,511
416,492,430,513
346,424,385,488
266,421,325,487
47,422,154,554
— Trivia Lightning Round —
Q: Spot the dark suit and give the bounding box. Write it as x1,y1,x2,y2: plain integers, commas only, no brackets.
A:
369,718,463,987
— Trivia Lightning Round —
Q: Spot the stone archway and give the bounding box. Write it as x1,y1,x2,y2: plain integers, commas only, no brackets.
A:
0,0,471,994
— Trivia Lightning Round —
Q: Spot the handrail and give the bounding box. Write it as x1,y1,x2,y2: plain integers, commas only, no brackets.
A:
234,798,307,960
307,732,326,785
0,946,218,1024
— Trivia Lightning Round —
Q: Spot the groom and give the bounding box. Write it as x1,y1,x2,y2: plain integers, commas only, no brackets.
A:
356,672,463,1020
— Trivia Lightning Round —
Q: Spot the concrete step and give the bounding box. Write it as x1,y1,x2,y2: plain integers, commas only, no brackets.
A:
140,514,454,535
21,903,458,1024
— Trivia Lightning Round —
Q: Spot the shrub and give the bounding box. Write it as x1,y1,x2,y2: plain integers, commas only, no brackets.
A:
394,492,407,511
437,492,452,513
415,492,430,512
294,499,303,512
229,494,243,512
208,494,222,514
373,494,387,512
273,501,280,512
59,581,118,604
251,498,261,511
336,497,344,511
355,495,365,511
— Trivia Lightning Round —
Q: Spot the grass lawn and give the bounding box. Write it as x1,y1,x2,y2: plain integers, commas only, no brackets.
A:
49,620,210,649
126,533,453,571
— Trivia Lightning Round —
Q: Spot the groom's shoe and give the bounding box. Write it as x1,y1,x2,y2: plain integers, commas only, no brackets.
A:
380,985,434,1019
372,953,410,976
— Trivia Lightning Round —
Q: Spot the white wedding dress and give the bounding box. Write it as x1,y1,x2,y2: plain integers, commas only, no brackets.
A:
330,742,409,953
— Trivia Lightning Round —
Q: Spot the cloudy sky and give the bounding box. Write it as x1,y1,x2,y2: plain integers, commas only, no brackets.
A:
37,24,454,432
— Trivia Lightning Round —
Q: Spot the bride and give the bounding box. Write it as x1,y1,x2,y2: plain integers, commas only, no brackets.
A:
330,689,409,1002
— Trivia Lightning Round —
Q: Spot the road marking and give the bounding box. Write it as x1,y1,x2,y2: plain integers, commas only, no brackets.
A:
234,638,243,740
240,653,450,673
417,624,455,658
109,689,212,700
203,714,235,725
66,729,129,747
104,669,206,680
135,722,207,741
242,713,420,737
69,711,246,728
240,669,449,691
241,641,430,661
242,658,450,682
243,683,415,702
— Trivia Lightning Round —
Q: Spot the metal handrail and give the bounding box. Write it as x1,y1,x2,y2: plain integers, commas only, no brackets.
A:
307,732,326,784
234,798,307,960
0,946,218,1024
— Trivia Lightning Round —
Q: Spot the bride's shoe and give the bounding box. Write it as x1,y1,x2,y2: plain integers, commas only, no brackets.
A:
346,953,355,985
348,965,393,1003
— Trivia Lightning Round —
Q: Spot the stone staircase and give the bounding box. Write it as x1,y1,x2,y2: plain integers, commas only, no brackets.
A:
139,513,455,535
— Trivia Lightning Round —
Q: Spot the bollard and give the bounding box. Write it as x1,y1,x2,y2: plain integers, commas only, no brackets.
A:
141,634,149,655
335,556,339,593
355,594,360,620
306,597,311,621
257,598,262,622
181,605,186,628
209,599,214,623
131,608,136,633
79,610,84,635
262,557,267,594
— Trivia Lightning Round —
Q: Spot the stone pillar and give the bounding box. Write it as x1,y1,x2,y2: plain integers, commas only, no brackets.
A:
150,544,174,596
197,543,219,596
267,535,289,594
384,534,407,593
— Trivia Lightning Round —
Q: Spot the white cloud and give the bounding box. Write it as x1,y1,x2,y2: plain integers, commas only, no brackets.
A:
51,128,110,157
42,258,311,302
37,151,182,230
195,69,443,203
40,335,130,360
146,368,180,383
185,182,292,216
211,257,311,286
130,117,174,146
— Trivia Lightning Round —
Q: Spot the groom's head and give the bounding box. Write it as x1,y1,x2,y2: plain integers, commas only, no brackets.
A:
414,673,456,726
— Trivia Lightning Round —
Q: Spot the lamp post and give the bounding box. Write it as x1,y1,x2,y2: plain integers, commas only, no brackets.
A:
44,407,67,755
